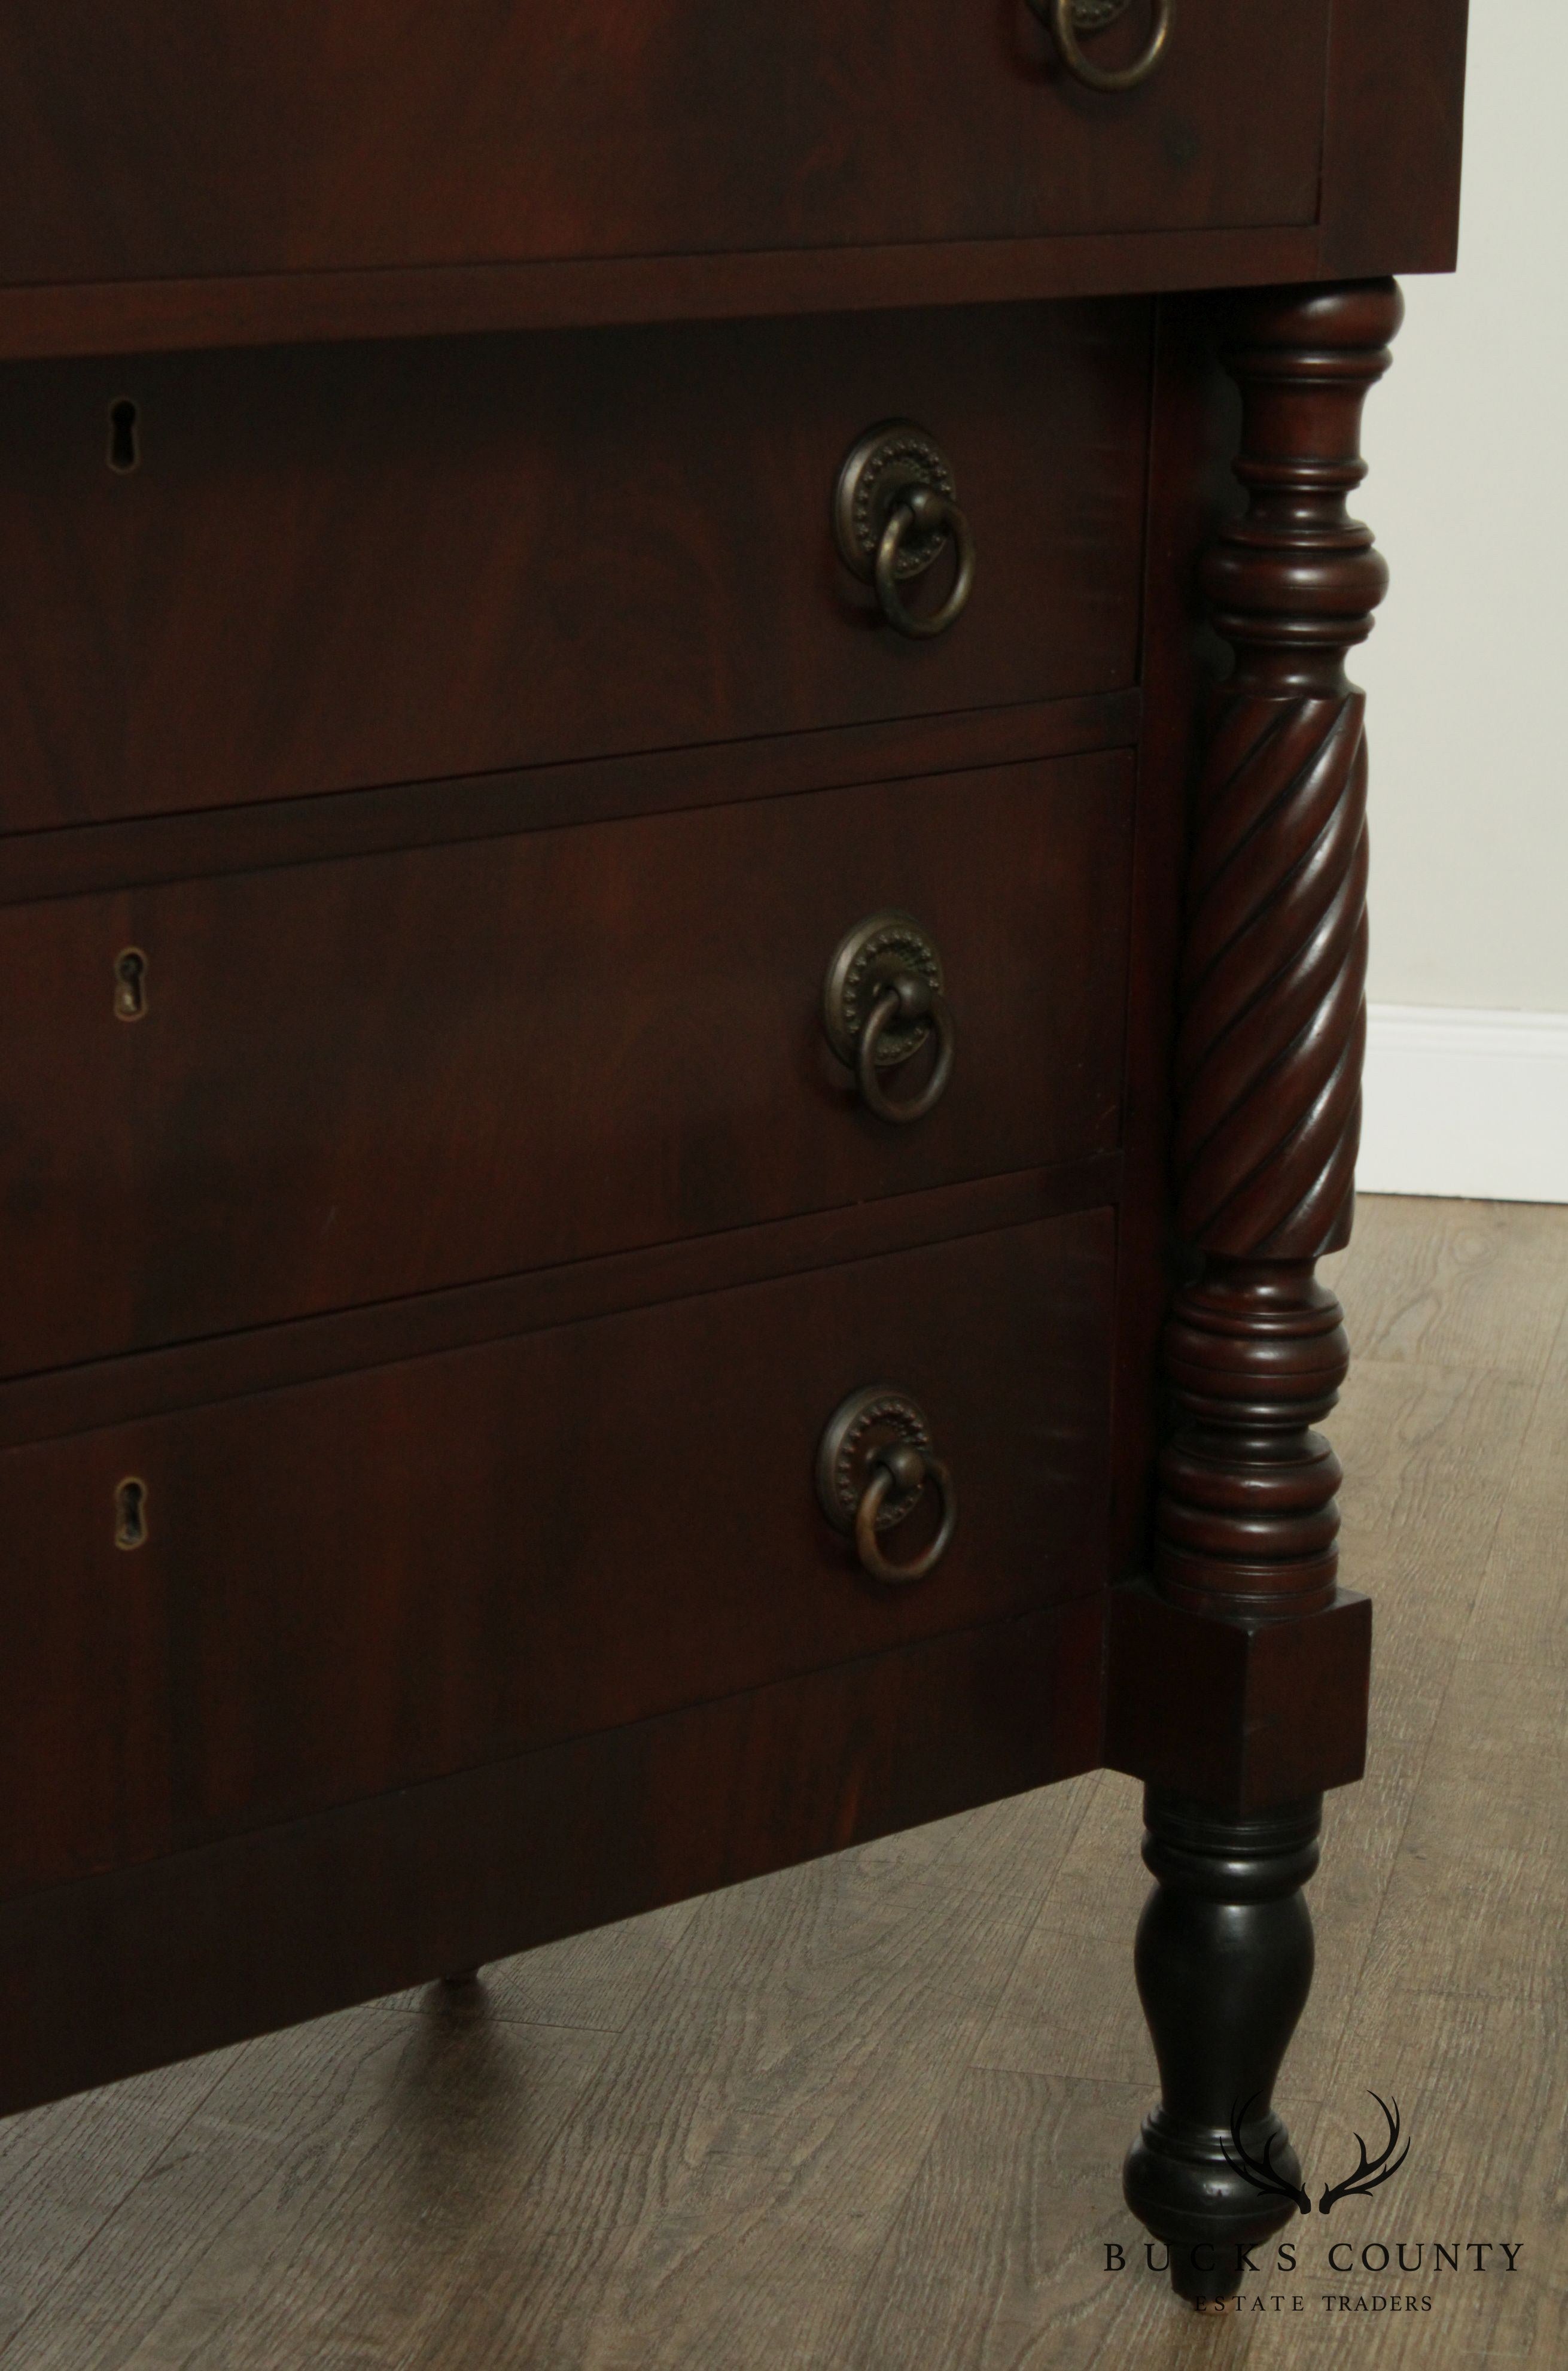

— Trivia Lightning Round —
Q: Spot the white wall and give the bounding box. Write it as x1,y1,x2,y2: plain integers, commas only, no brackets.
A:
1350,0,1568,1196
1357,0,1568,1012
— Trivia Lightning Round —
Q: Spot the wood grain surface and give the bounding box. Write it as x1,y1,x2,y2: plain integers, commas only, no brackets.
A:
0,1594,1106,2115
0,3,1328,286
0,1211,1113,1902
0,753,1134,1375
0,226,1323,367
0,307,1147,833
0,1192,1557,2364
0,1158,1122,1454
0,0,1466,362
0,689,1140,910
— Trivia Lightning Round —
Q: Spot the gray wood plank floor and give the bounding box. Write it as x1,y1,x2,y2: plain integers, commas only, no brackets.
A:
1,1194,1563,2367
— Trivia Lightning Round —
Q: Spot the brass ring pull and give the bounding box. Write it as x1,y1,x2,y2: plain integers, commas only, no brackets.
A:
854,1444,957,1586
817,1387,958,1588
873,485,976,641
823,912,955,1126
832,421,976,642
1034,0,1174,92
857,975,956,1126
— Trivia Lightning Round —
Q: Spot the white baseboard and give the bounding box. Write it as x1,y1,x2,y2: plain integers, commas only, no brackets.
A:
1360,1004,1568,1204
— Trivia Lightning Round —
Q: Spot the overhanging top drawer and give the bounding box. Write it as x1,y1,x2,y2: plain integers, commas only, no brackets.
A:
0,3,1330,290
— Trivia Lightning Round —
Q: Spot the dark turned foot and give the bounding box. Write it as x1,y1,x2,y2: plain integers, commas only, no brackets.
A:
440,1967,481,1987
1124,1789,1320,2305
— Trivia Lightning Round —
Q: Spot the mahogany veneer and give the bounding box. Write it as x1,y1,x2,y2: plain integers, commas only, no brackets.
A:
0,0,1467,2311
0,4,1330,282
0,1212,1113,1899
2,753,1133,1371
0,306,1147,831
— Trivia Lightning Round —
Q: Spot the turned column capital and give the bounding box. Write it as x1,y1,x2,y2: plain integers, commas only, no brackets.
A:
1203,278,1403,698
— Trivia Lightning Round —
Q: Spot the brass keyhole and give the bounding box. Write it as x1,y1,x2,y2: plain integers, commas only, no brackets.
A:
107,397,141,474
114,1478,148,1551
114,947,148,1020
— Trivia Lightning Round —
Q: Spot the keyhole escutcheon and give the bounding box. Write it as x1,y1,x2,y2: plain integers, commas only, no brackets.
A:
115,1478,148,1551
114,948,148,1020
107,397,141,474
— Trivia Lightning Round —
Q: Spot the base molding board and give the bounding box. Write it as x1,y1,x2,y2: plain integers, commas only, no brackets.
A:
1360,1004,1568,1205
0,1598,1102,2115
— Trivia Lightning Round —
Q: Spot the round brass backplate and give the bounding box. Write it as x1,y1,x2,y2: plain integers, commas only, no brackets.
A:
832,421,959,585
822,911,945,1071
817,1387,934,1538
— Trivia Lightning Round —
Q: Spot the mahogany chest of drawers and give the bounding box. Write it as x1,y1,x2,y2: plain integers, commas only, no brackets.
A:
0,0,1467,2304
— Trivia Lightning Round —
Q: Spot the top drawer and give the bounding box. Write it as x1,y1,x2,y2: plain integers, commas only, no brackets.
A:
0,5,1330,288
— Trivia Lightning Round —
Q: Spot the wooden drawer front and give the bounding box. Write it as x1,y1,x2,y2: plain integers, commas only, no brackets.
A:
2,752,1132,1378
0,7,1328,286
0,1211,1113,1900
0,308,1147,832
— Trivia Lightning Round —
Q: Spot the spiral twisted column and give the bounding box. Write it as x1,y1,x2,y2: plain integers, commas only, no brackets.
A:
1159,279,1401,1622
1126,284,1400,2304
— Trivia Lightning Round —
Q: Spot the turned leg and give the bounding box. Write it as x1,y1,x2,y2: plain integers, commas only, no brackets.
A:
1124,1792,1319,2305
1121,279,1402,2302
